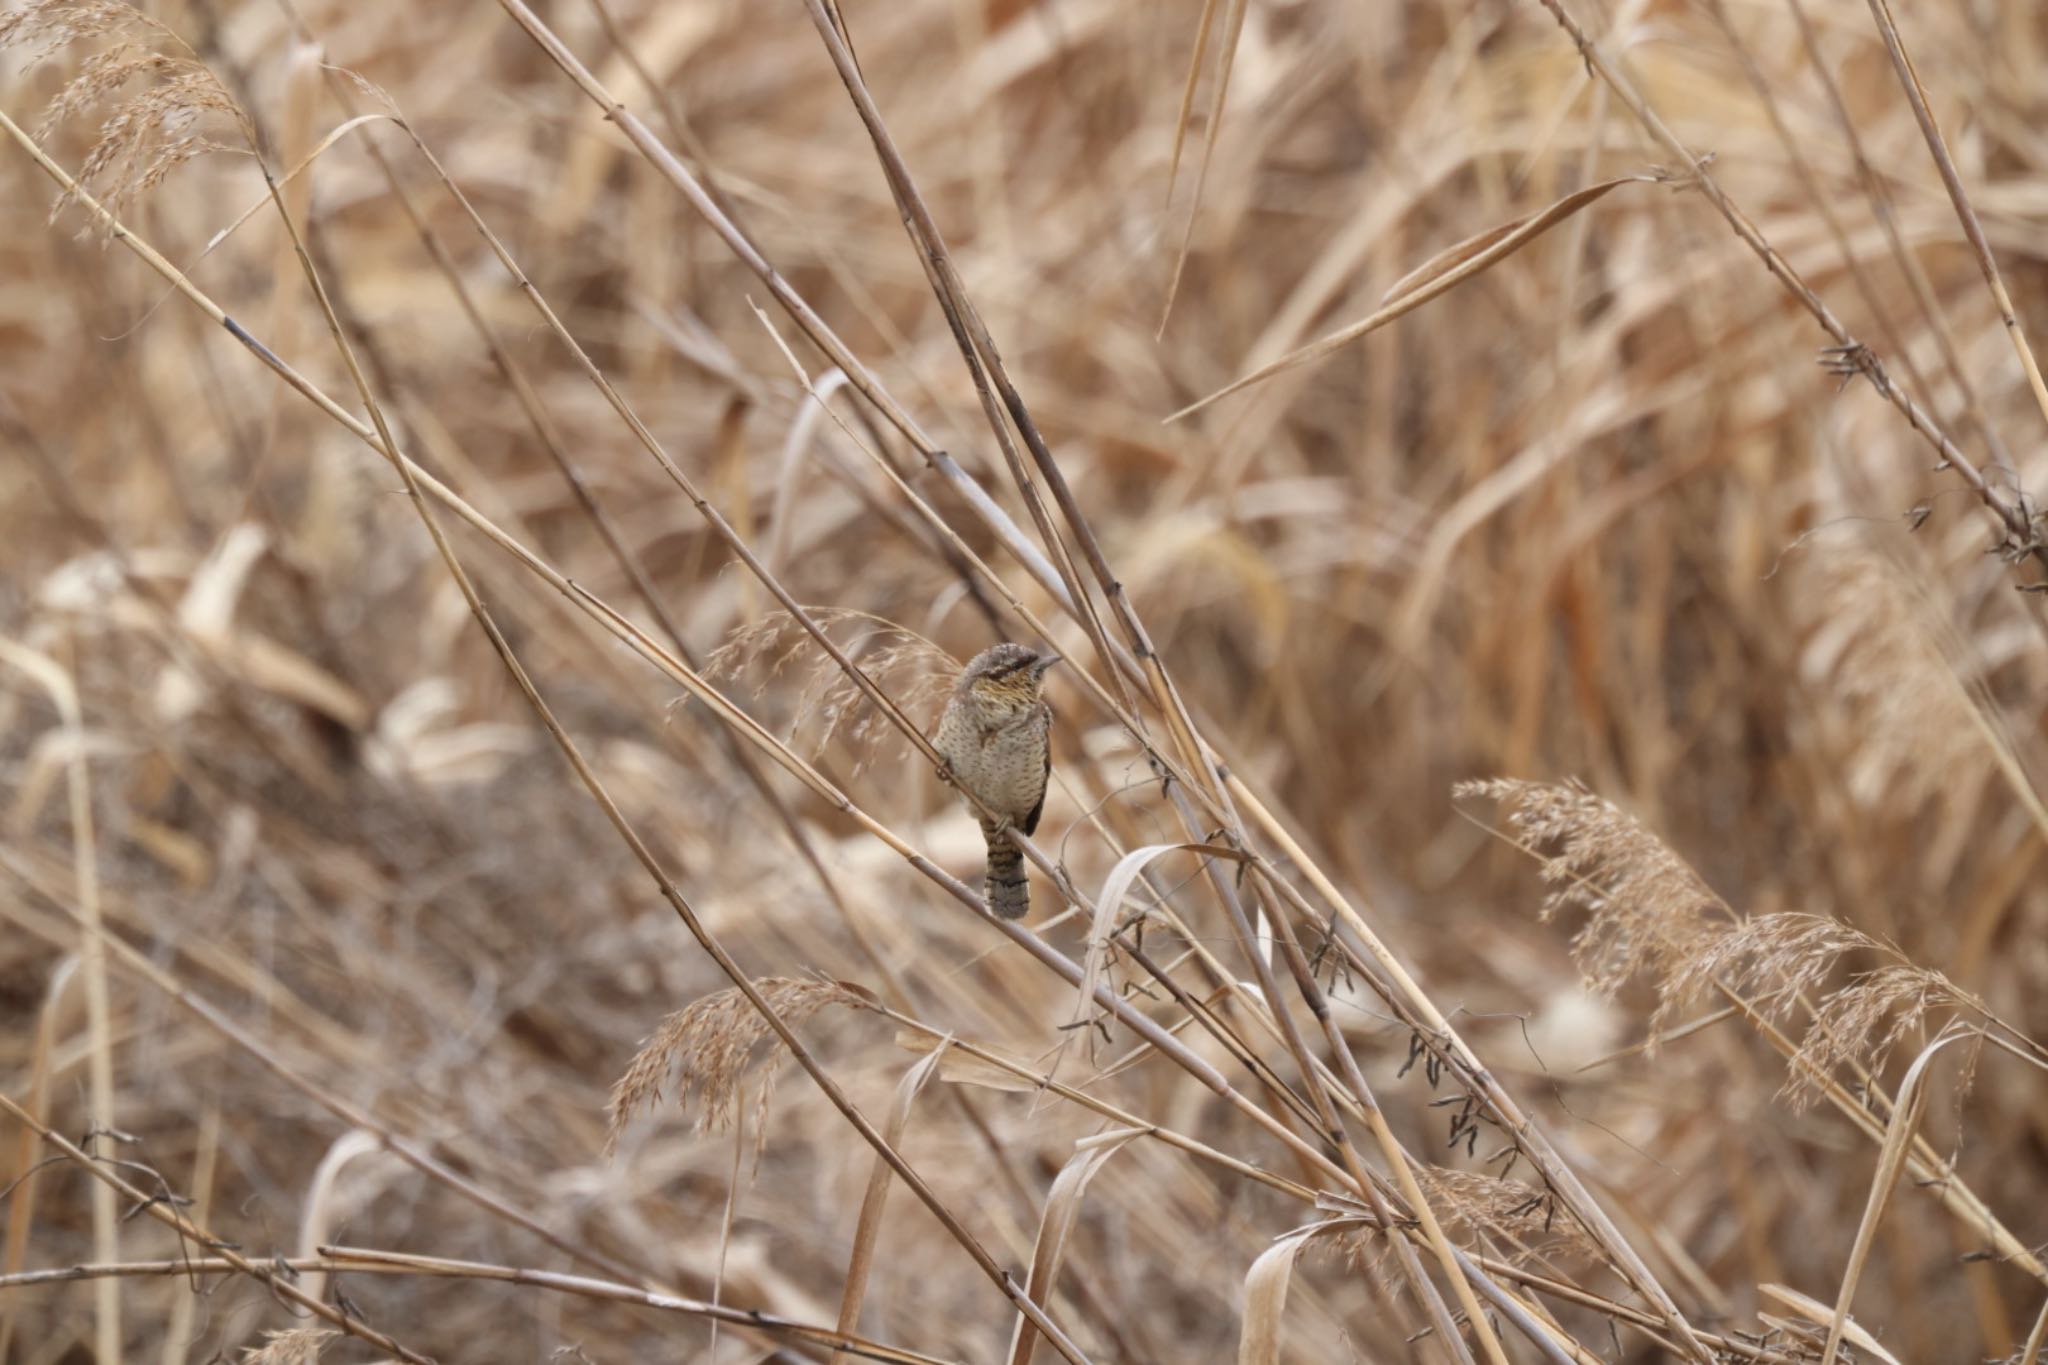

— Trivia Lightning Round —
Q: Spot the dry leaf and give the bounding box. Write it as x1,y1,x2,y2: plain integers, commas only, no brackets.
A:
1007,1128,1145,1365
893,1029,1041,1093
1169,176,1650,421
835,1043,952,1352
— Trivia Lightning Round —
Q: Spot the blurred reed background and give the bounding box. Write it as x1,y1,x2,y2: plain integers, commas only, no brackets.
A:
2,0,2047,1359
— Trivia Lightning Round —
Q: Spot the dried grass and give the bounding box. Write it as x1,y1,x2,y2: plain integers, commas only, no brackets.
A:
4,0,2048,1358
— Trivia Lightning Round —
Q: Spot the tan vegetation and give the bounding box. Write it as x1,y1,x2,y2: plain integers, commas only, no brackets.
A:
3,0,2048,1360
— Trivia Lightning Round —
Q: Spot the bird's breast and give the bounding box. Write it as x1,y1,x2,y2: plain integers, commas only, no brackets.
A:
934,699,1047,819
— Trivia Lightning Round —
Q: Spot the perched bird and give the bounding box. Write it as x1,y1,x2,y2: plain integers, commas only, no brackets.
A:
931,643,1059,919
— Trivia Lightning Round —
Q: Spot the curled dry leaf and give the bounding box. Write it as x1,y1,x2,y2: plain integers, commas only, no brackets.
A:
893,1028,1040,1093
1238,1230,1309,1365
1007,1127,1146,1365
1237,1220,1374,1365
835,1042,953,1351
1068,843,1201,1051
1815,1032,1974,1365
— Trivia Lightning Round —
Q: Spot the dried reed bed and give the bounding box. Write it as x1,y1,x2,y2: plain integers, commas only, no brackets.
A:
2,0,2047,1359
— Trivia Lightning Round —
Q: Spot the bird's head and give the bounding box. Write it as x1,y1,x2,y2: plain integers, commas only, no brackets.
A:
959,642,1060,710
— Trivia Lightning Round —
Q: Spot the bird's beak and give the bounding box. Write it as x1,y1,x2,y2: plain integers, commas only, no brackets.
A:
1031,652,1062,677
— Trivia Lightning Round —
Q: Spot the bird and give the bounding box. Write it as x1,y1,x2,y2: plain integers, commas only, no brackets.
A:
931,642,1059,919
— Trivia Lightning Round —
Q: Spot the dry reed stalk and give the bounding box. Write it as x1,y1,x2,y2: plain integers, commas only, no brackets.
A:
240,95,1101,1350
0,1251,957,1362
0,1092,429,1360
0,641,120,1362
1528,0,2048,582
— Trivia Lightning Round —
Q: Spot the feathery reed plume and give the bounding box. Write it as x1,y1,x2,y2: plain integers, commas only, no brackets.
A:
1605,900,1990,1112
1456,778,1724,1003
1471,783,1995,1109
705,608,957,773
0,0,157,59
1791,964,1978,1111
239,1327,335,1365
1312,1169,1597,1276
1660,912,1876,1030
1415,1167,1599,1266
2,0,246,219
605,977,857,1154
1793,543,1991,812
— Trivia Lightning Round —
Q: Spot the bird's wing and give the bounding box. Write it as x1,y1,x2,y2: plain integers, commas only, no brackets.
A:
1022,702,1052,836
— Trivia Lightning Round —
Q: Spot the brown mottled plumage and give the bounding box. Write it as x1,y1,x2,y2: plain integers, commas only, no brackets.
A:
931,643,1058,919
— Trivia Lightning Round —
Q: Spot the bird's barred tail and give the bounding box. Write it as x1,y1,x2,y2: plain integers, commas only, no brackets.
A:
982,823,1030,919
